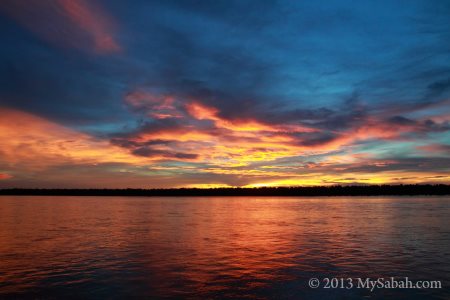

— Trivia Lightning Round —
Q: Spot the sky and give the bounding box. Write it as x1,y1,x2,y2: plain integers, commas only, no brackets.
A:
0,0,449,188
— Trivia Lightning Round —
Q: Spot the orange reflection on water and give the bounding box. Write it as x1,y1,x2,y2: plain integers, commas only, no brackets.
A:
0,196,449,299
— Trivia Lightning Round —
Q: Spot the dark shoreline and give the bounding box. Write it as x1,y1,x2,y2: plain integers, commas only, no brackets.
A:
1,185,449,196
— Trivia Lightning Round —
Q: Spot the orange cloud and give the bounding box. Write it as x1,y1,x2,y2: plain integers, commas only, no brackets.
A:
185,101,218,120
119,96,448,174
13,89,436,187
1,106,448,188
122,99,369,168
128,124,305,166
186,101,316,133
0,107,146,171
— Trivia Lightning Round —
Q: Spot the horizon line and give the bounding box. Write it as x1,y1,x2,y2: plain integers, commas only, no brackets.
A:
1,184,449,196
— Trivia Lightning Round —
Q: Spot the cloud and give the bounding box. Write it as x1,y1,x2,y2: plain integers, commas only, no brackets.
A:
0,173,12,180
110,88,450,180
1,1,450,187
417,143,450,154
1,105,449,188
125,90,183,119
424,77,450,100
57,0,120,53
0,106,144,171
186,101,316,133
0,0,120,53
132,146,198,160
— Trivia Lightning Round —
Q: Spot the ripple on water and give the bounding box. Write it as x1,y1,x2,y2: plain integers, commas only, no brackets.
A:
0,196,449,299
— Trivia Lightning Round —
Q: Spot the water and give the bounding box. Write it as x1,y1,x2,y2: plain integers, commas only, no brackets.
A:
0,196,449,299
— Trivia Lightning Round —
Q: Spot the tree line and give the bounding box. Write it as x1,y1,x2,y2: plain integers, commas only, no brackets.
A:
0,184,449,196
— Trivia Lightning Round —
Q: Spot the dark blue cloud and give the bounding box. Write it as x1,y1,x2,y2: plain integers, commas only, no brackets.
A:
1,2,448,128
2,0,449,128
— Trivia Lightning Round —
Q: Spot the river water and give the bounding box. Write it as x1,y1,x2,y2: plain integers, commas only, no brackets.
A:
0,196,448,299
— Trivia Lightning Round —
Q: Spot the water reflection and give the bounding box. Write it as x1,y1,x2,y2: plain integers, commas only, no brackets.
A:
0,196,449,299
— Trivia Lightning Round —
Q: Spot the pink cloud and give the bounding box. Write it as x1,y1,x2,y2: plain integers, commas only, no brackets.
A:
125,91,183,119
417,144,450,154
0,0,120,54
57,0,120,53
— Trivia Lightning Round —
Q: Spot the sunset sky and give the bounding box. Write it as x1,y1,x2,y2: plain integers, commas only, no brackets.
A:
0,0,449,188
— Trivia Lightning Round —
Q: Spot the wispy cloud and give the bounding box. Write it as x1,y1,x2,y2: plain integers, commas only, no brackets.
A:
0,0,120,53
1,0,449,187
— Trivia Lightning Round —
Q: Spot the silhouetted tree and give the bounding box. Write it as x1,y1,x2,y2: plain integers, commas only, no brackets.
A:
0,185,449,196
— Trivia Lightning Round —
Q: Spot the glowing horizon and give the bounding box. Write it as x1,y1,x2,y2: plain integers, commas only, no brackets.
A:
0,0,449,188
